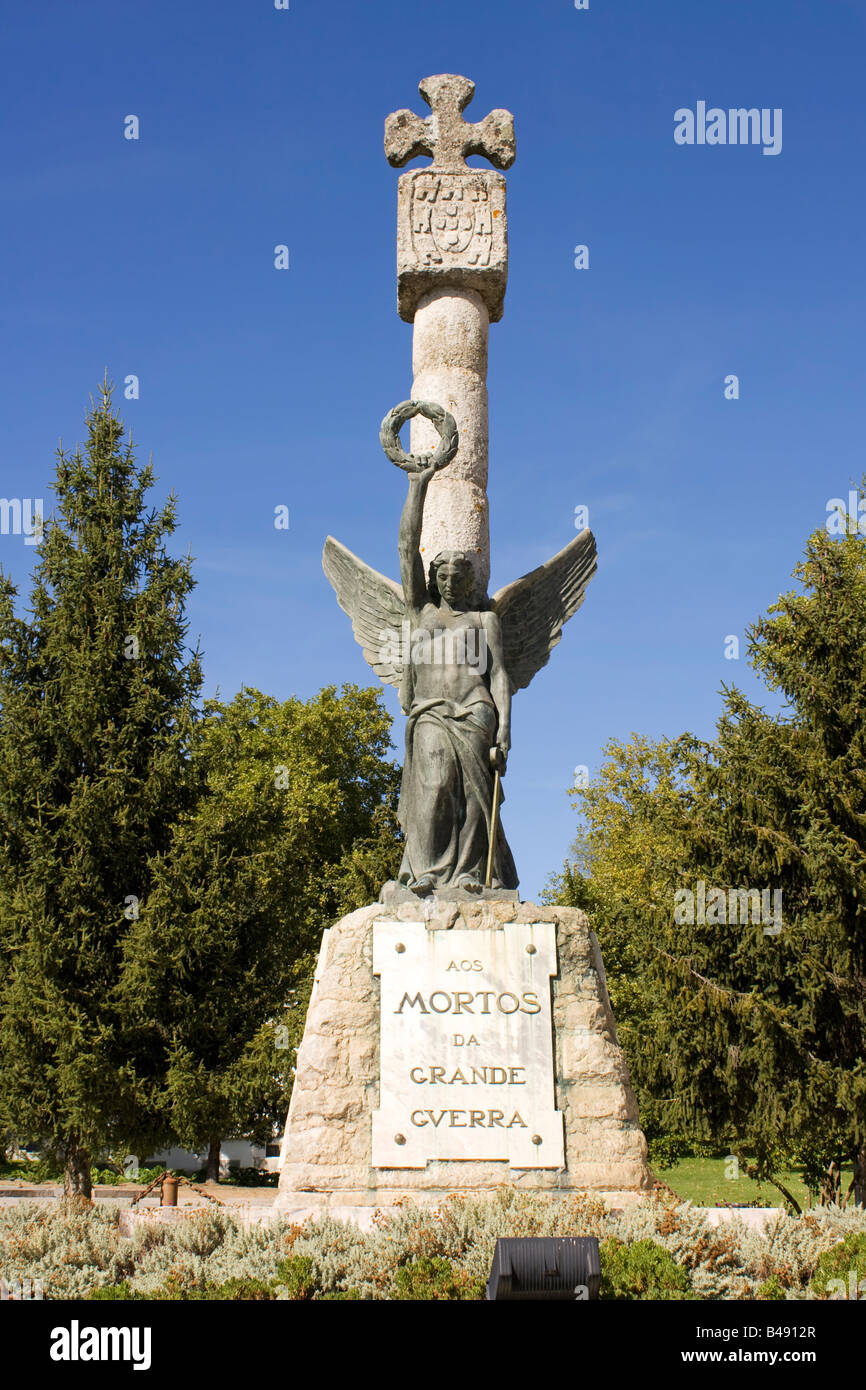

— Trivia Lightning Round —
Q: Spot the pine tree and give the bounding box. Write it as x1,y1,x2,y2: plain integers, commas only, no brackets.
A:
651,516,866,1204
551,513,866,1206
0,379,202,1195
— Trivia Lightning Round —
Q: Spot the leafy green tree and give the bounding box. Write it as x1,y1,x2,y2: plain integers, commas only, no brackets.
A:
544,734,696,1134
120,685,401,1180
0,380,202,1195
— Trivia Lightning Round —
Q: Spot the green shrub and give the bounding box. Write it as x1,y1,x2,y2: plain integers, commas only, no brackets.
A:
206,1278,275,1300
89,1282,134,1300
811,1233,866,1299
0,1157,168,1186
755,1275,787,1300
600,1237,693,1300
646,1134,722,1169
647,1135,692,1170
188,1166,278,1188
0,1158,63,1184
222,1168,279,1188
90,1165,164,1187
392,1256,484,1301
690,1140,722,1160
275,1255,317,1300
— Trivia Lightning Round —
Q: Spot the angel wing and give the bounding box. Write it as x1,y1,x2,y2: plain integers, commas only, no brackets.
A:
490,528,597,693
322,536,408,692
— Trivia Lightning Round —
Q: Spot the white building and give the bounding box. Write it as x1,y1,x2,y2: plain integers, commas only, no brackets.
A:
145,1139,282,1175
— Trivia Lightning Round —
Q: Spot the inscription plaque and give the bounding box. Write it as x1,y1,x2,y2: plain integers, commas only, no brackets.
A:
372,920,564,1169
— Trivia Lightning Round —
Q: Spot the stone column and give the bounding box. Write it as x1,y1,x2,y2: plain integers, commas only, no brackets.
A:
410,287,489,589
386,75,515,597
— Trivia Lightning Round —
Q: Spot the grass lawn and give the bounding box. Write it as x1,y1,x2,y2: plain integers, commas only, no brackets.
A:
656,1154,853,1210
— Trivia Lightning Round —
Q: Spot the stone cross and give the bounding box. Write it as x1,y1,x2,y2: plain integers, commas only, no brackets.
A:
385,73,515,172
386,74,516,595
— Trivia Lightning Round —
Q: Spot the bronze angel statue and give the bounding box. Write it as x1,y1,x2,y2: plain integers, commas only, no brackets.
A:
323,401,597,898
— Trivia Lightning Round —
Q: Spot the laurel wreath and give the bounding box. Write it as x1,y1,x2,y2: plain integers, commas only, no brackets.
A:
379,400,459,474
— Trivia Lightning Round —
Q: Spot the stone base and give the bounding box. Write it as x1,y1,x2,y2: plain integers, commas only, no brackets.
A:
276,900,652,1222
379,880,520,906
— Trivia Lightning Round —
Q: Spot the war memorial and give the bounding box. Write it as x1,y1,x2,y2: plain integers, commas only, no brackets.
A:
276,73,653,1224
3,1,866,1354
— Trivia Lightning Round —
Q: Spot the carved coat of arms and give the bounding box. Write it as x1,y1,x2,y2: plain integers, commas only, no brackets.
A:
410,173,493,267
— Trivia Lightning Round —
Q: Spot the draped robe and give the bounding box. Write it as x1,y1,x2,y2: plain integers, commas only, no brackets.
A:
396,676,518,891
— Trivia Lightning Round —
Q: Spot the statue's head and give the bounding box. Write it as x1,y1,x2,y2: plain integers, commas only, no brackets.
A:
429,551,477,608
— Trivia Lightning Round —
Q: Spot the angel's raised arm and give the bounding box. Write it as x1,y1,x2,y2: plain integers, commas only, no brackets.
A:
397,466,437,611
380,400,459,612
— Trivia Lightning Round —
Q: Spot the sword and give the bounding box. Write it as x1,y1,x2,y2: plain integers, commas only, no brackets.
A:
484,751,503,889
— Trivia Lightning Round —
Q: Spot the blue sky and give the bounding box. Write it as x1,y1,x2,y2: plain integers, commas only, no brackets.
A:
2,0,864,898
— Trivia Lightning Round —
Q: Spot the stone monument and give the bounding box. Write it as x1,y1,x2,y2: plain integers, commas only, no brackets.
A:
275,75,652,1224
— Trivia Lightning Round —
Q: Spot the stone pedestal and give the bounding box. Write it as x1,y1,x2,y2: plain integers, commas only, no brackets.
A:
275,899,652,1226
